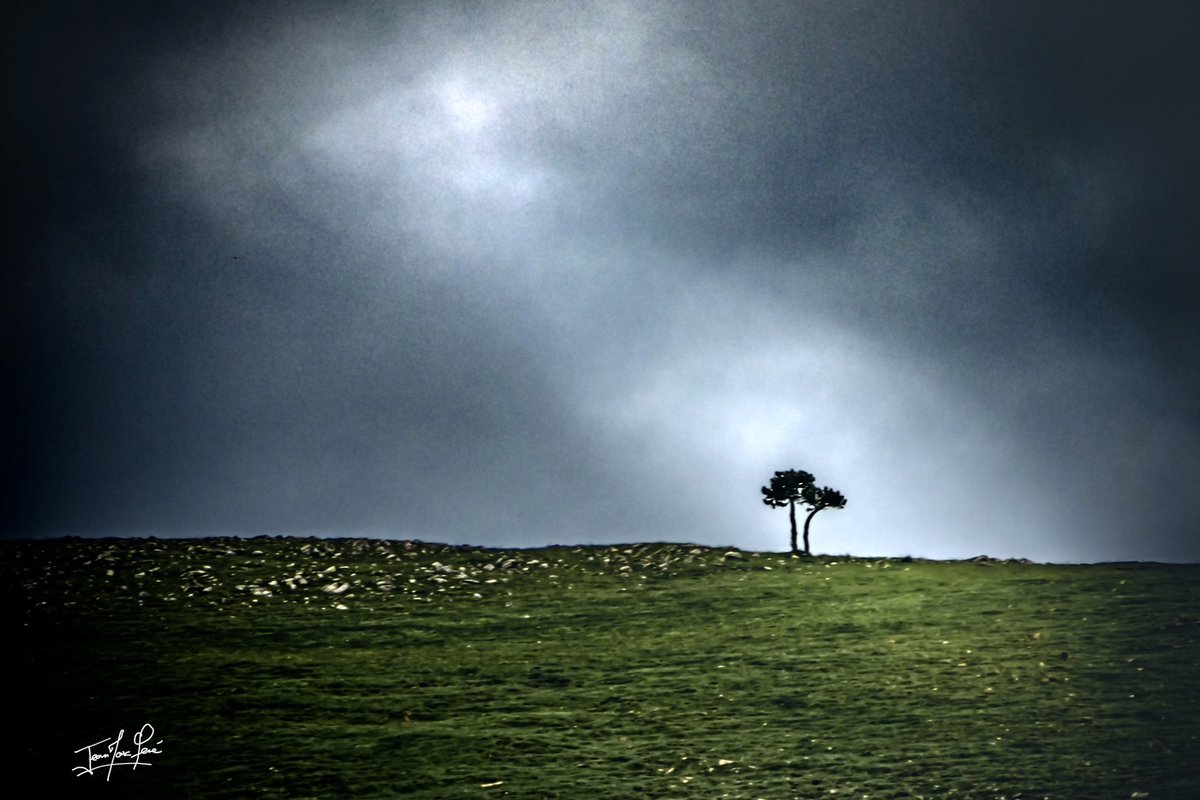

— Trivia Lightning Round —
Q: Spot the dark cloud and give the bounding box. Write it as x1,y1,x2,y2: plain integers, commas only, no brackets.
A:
7,1,1198,561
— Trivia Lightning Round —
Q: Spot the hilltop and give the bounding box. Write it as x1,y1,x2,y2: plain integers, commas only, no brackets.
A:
4,536,1198,799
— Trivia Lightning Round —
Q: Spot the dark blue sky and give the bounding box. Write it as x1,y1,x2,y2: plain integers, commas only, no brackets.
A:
7,1,1199,561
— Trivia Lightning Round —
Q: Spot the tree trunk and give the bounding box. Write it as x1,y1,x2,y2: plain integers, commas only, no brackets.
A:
789,500,799,554
802,504,824,555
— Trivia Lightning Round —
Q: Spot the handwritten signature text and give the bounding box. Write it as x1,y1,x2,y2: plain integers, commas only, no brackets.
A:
73,724,163,779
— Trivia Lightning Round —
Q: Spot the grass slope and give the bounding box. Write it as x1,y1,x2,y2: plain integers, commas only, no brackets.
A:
4,537,1199,799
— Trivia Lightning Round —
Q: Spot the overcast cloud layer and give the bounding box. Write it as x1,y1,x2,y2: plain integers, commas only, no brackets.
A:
8,1,1199,562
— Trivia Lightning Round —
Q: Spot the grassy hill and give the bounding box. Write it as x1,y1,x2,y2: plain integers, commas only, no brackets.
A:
4,536,1198,799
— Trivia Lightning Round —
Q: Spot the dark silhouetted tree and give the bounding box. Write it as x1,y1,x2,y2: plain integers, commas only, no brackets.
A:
798,483,847,556
760,469,813,555
761,469,846,555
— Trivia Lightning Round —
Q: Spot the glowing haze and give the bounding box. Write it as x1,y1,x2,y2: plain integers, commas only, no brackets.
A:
8,1,1199,562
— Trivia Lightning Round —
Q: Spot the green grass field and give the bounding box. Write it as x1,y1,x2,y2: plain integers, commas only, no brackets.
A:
4,537,1198,799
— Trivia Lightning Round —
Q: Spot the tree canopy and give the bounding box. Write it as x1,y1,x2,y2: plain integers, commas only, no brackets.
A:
761,469,846,555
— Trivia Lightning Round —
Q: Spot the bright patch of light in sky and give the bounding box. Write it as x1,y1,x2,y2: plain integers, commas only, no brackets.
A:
440,79,497,134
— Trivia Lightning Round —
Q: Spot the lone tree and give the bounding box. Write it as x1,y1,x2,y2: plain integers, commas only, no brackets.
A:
761,469,847,555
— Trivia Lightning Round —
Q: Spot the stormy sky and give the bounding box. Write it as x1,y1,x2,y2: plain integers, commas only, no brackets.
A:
7,1,1199,562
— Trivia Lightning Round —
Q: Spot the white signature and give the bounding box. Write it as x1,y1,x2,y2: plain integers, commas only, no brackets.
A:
73,724,163,779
